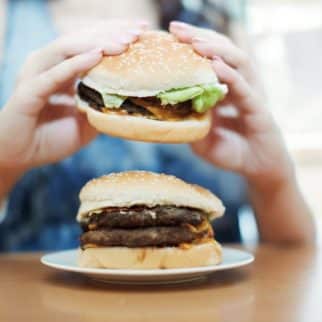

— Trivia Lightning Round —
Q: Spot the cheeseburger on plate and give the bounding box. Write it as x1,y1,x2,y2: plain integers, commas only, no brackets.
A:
77,171,225,269
76,31,227,143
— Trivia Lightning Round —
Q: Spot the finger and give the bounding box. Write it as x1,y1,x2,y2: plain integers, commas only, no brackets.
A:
212,59,262,114
14,49,103,116
190,133,214,160
35,112,97,165
170,21,253,81
192,39,248,70
216,98,234,109
191,126,245,172
55,20,147,56
19,21,147,81
212,111,244,133
38,102,97,145
193,41,257,85
19,41,114,83
38,102,78,124
20,38,123,82
54,78,78,96
169,21,214,43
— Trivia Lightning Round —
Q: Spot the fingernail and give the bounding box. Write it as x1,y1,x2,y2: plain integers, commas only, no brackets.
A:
138,20,149,28
129,29,142,36
193,37,207,43
88,47,103,55
213,55,223,62
170,21,189,28
120,35,133,45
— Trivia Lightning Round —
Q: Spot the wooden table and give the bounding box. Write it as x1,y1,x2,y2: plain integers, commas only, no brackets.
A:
1,245,321,322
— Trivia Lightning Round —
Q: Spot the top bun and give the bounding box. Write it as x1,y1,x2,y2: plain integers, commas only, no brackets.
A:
77,171,225,222
81,31,218,97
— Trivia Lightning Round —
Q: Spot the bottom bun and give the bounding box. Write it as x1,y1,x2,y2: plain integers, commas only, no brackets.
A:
77,97,211,143
78,241,222,269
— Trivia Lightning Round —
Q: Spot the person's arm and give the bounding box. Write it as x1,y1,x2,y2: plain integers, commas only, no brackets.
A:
248,176,314,244
0,20,147,201
170,21,315,244
0,168,24,200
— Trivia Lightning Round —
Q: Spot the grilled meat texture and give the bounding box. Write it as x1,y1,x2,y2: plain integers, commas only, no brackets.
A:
82,206,207,231
77,82,104,109
81,225,209,248
120,100,154,116
77,82,194,119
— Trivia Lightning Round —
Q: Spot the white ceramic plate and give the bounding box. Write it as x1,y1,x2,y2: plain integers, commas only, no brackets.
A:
41,247,254,285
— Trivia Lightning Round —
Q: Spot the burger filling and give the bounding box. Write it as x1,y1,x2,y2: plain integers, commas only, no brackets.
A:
77,81,227,121
80,205,214,249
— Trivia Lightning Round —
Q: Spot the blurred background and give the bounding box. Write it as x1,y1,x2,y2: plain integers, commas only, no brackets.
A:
247,0,322,240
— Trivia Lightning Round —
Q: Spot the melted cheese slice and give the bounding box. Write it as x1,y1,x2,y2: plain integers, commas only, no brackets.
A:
129,98,193,121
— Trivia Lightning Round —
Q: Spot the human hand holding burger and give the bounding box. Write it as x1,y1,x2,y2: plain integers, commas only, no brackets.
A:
169,21,288,188
76,30,227,142
170,22,315,244
0,20,147,199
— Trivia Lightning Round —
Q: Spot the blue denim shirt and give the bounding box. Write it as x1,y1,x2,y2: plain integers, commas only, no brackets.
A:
0,0,247,252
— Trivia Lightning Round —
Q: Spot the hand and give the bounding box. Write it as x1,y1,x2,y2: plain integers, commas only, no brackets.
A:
0,20,147,196
0,20,147,168
170,21,294,189
170,22,315,244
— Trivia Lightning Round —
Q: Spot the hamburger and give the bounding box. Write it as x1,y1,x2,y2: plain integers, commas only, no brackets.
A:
76,31,227,143
77,171,225,269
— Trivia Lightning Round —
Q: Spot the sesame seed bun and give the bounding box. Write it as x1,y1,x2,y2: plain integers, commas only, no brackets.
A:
78,241,222,269
81,31,219,97
76,31,223,143
77,171,225,222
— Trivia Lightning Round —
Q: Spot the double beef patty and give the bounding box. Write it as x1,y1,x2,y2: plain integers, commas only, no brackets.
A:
77,82,153,116
83,206,206,230
80,206,211,248
77,82,104,109
81,226,208,248
77,82,193,119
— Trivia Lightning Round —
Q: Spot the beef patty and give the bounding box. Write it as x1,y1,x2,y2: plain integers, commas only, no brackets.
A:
77,82,193,119
77,82,104,109
81,225,209,248
82,206,207,230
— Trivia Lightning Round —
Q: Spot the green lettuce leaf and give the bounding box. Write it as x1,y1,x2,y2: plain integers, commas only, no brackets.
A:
156,83,227,113
102,93,127,108
192,84,226,113
157,87,203,105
